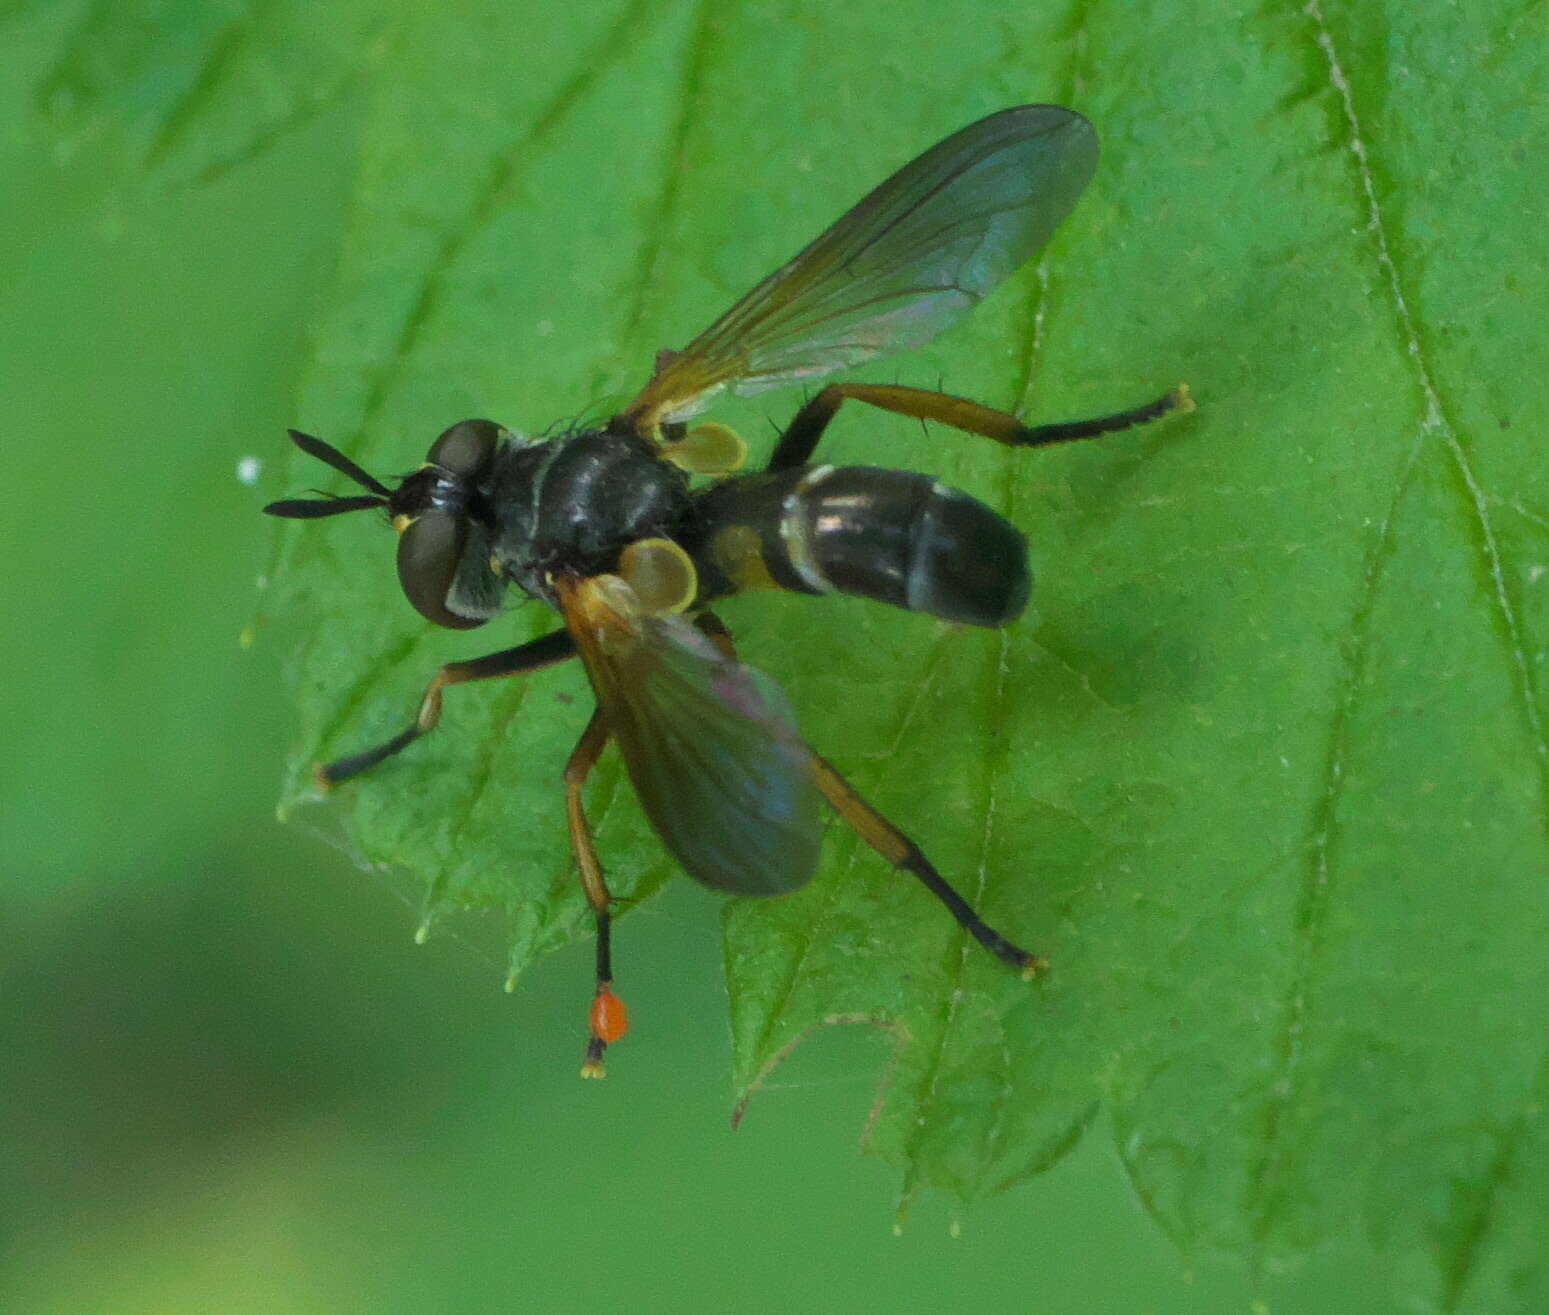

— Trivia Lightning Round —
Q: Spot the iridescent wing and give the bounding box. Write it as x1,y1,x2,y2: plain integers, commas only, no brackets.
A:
624,104,1098,429
558,575,822,896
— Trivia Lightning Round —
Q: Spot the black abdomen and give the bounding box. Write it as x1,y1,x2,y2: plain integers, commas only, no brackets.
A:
690,465,1030,627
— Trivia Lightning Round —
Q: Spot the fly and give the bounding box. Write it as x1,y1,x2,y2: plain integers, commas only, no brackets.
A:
265,105,1191,1076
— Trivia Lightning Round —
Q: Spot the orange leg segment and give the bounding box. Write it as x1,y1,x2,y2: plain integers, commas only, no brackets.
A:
700,610,1042,975
808,752,1045,978
564,708,628,1078
768,380,1190,470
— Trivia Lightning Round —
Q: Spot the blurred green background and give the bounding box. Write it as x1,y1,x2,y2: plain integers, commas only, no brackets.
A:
0,3,1530,1312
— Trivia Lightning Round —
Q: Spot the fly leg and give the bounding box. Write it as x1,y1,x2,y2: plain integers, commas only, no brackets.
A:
317,629,576,786
767,381,1190,471
692,609,737,657
809,752,1045,977
695,611,1041,975
564,708,627,1078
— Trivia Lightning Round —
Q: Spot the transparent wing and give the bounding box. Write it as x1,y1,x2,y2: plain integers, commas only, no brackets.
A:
559,576,822,896
625,105,1098,426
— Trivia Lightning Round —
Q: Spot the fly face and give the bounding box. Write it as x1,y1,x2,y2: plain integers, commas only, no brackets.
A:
389,419,510,629
267,419,511,630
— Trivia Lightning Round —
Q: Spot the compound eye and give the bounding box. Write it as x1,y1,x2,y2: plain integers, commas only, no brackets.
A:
426,419,501,476
396,509,485,629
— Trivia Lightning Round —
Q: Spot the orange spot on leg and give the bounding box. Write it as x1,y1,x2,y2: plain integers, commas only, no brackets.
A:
589,986,629,1044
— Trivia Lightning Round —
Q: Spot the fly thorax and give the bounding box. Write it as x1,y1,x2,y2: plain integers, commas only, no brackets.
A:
488,429,693,605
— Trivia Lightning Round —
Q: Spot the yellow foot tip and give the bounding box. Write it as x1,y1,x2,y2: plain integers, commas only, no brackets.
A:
580,1060,607,1080
1020,955,1051,982
1172,381,1195,414
310,764,336,794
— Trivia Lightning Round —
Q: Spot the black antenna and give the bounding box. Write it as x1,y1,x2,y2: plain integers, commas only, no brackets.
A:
262,429,392,518
284,429,392,496
264,493,387,519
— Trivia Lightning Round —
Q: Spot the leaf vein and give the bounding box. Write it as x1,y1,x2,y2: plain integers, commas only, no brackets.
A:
1250,5,1549,1272
1249,424,1425,1234
1303,0,1547,779
1441,1045,1549,1311
613,0,725,362
286,1,666,739
143,9,250,171
190,57,371,189
345,0,662,454
419,661,540,934
746,641,950,1079
892,23,1081,1199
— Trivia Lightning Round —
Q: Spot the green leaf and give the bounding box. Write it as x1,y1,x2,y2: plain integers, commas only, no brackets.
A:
31,0,391,184
35,0,1549,1307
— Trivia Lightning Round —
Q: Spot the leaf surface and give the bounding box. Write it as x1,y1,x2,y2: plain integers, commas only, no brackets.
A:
31,0,1549,1306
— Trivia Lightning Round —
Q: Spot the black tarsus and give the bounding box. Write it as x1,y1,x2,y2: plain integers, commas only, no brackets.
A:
595,907,614,983
1014,387,1188,447
768,382,1188,471
586,909,615,1074
898,843,1040,973
317,629,578,786
314,724,421,784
